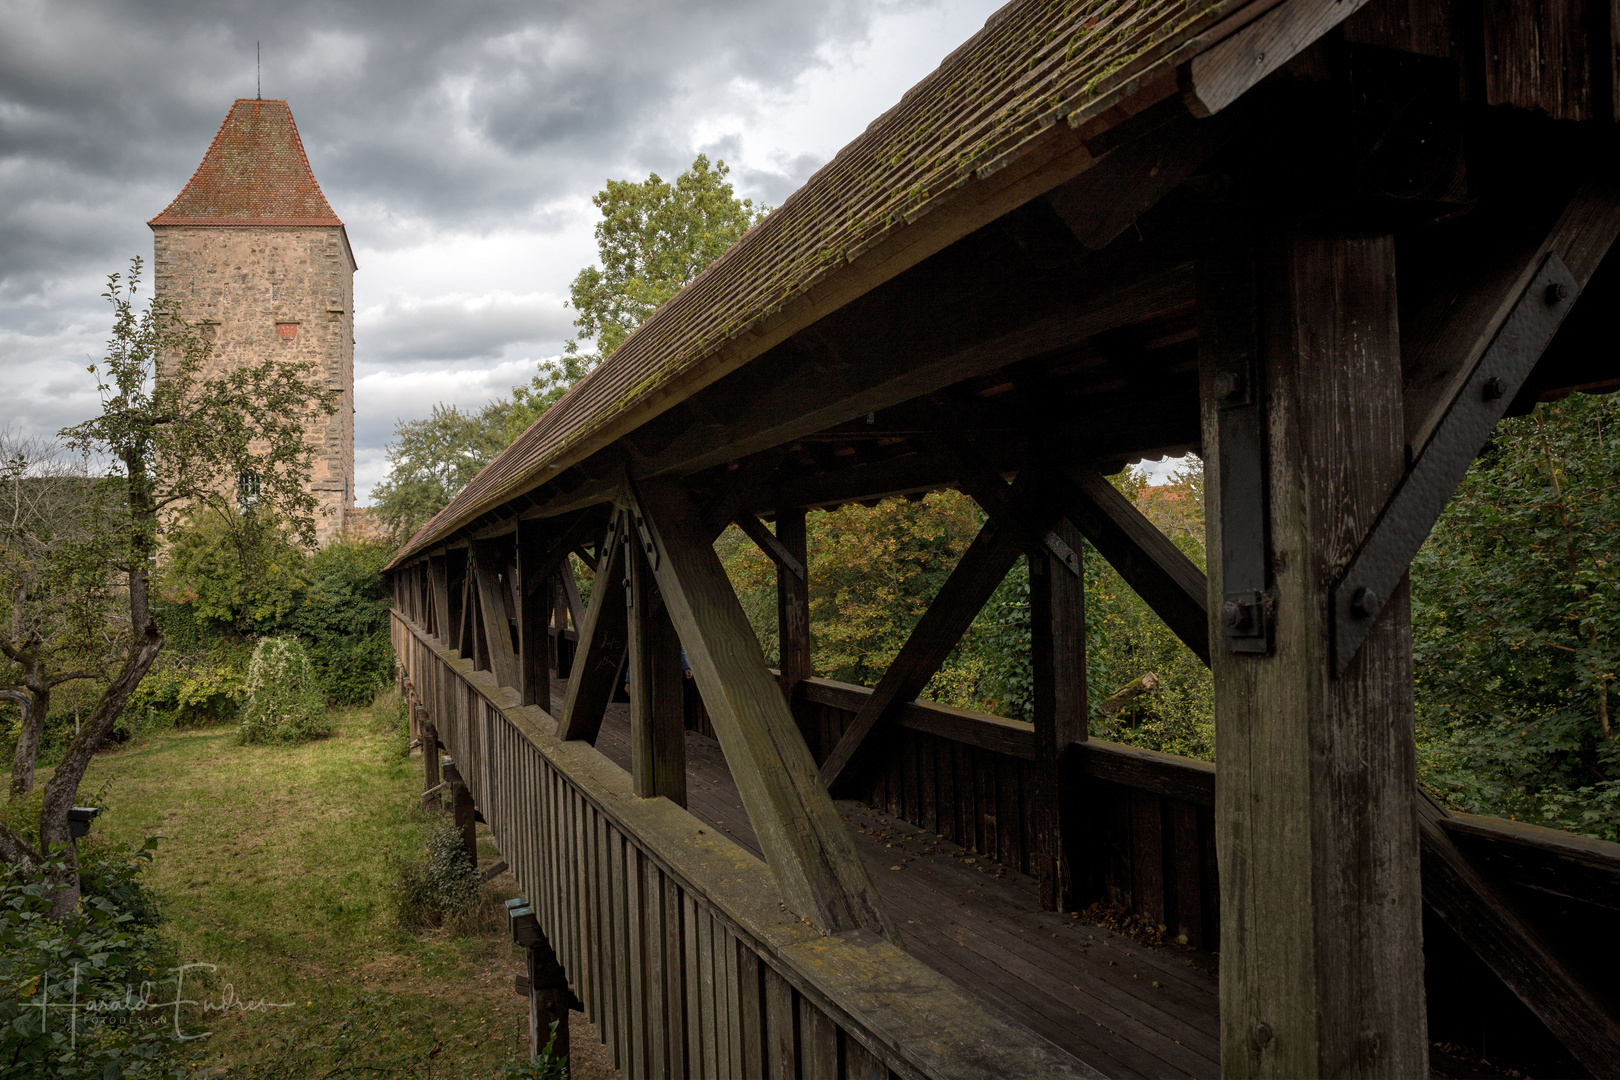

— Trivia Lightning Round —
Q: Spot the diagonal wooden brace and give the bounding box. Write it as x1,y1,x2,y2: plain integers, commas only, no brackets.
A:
632,476,889,935
818,472,1039,793
733,513,807,582
1418,793,1620,1075
1052,465,1209,664
1334,176,1620,674
556,513,630,743
472,539,521,690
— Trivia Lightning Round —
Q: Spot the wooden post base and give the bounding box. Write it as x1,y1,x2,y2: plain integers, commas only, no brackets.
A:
527,940,571,1064
444,761,477,863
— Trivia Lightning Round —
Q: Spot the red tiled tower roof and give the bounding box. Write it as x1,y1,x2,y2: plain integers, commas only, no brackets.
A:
149,99,342,227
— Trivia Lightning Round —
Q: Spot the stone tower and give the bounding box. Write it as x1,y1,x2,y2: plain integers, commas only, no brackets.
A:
149,98,356,543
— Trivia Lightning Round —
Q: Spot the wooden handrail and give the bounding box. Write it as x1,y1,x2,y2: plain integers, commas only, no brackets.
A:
797,676,1216,806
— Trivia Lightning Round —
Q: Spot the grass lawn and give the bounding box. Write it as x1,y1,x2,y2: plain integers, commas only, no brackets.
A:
56,705,616,1079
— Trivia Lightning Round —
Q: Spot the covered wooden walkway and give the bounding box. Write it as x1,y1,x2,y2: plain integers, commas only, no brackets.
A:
389,0,1620,1075
587,692,1222,1079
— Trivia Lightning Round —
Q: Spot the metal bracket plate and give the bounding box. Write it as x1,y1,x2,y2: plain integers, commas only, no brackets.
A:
1332,251,1578,674
1216,310,1274,655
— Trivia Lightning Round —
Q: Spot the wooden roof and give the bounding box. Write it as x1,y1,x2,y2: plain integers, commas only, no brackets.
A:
150,99,343,227
389,0,1278,567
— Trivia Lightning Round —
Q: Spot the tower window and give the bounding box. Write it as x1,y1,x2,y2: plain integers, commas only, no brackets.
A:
237,471,261,511
277,322,298,340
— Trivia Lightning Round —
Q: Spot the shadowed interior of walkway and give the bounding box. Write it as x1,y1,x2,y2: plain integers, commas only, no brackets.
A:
560,684,1221,1079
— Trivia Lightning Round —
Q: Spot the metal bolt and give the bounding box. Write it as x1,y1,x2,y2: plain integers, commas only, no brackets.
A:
1213,370,1243,401
1545,281,1568,305
1351,586,1381,618
1222,599,1247,628
1482,376,1507,401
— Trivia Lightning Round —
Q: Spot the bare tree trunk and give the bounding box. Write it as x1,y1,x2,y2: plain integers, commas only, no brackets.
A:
37,565,163,919
7,683,49,797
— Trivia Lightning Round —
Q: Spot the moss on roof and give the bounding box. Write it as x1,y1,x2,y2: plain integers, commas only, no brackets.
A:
393,0,1243,565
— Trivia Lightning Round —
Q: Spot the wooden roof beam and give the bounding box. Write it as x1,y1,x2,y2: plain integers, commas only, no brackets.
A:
623,195,1197,487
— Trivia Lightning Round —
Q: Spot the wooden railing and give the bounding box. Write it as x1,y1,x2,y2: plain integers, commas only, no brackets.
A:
794,677,1620,975
794,679,1219,948
392,611,1096,1080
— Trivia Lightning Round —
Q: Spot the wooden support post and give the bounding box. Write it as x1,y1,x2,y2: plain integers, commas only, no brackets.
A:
818,481,1031,793
632,477,888,934
557,516,629,743
527,936,572,1064
1030,511,1087,912
428,556,451,644
422,724,441,807
446,548,468,654
508,899,574,1064
464,556,488,673
516,522,551,710
445,762,477,863
774,507,813,715
548,571,567,678
1201,221,1426,1076
628,544,687,805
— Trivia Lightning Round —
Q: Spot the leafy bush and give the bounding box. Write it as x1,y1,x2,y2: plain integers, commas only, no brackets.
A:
238,637,329,745
289,538,395,705
1413,394,1620,839
387,820,483,931
0,843,191,1079
162,508,310,636
126,657,245,731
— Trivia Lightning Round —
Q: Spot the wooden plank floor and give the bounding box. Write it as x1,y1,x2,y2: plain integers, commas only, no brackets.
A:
574,691,1220,1079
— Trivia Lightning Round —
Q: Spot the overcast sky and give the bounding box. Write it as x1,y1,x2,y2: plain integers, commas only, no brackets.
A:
0,0,1009,501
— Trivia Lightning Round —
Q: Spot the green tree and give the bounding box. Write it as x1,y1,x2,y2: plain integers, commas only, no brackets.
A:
370,400,513,542
0,258,332,917
290,536,396,705
161,505,309,634
507,155,767,436
0,434,114,797
1413,393,1620,839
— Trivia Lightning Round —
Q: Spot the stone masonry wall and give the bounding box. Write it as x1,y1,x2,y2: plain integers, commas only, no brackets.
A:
151,225,355,544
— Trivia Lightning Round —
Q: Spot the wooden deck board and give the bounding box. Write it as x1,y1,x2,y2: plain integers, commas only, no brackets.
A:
578,692,1220,1078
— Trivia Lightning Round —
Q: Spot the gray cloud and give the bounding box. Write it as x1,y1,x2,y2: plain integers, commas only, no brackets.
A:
0,0,994,500
359,293,573,363
0,0,897,287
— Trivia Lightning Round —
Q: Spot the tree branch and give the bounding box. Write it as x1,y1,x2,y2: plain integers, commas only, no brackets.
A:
0,820,43,866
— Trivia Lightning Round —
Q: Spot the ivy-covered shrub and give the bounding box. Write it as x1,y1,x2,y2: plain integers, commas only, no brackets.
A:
387,820,483,931
238,637,329,745
289,538,395,706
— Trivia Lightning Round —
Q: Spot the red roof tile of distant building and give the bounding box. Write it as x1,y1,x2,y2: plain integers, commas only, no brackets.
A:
149,99,342,227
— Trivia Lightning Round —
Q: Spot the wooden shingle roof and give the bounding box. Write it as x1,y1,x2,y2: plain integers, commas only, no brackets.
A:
150,99,343,227
391,0,1261,565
